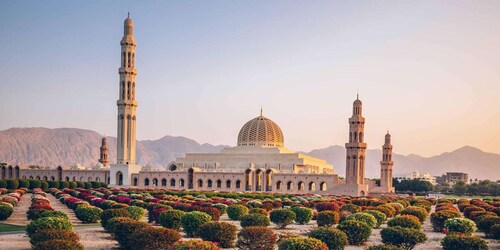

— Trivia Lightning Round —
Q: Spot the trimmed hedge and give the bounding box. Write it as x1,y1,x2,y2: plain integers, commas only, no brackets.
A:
240,213,270,227
33,239,84,250
0,204,14,220
198,221,238,248
270,209,296,229
316,211,339,227
26,217,73,237
400,206,428,223
75,206,103,223
277,237,328,250
100,208,131,227
430,210,461,232
113,220,148,248
159,209,185,230
387,215,422,230
345,212,377,228
364,210,387,228
476,215,500,237
237,226,277,250
227,204,249,220
308,227,348,250
337,220,371,245
180,211,212,237
170,240,220,250
444,218,477,236
380,226,427,249
129,226,181,249
291,206,313,225
30,229,79,248
441,234,488,250
125,206,146,220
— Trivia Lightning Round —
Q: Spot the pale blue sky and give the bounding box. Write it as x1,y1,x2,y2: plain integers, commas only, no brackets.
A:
1,1,500,156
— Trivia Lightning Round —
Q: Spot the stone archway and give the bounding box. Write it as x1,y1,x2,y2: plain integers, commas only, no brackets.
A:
116,171,123,186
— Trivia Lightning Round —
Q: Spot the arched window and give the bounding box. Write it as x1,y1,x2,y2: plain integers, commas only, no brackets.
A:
122,52,126,67
170,179,176,187
161,178,167,186
22,176,27,179
117,171,123,186
216,180,222,188
144,178,150,186
96,177,100,182
197,179,203,188
276,181,282,190
320,182,327,191
128,52,131,67
354,132,357,142
179,179,185,187
298,181,305,191
309,182,316,191
43,176,48,181
235,180,241,189
207,179,213,188
29,176,33,179
88,177,92,181
287,181,293,190
127,81,131,100
133,178,138,186
226,180,231,188
169,164,177,171
121,81,125,99
153,178,158,187
359,132,364,142
65,176,69,181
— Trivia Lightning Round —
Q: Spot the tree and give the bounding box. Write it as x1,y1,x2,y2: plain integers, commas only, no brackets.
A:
452,181,467,196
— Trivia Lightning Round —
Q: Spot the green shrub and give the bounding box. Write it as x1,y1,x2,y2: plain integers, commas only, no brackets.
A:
26,217,73,237
364,210,387,228
69,182,77,189
90,181,101,188
441,234,488,250
159,209,185,230
198,221,238,248
337,220,371,245
316,211,339,227
30,229,79,248
33,239,84,250
308,227,348,250
249,208,268,215
169,240,220,250
400,206,428,223
381,226,427,249
83,182,91,189
444,218,477,236
18,179,30,189
180,211,212,237
76,181,85,188
75,206,103,223
430,210,461,232
47,181,59,189
491,224,500,240
476,215,500,237
129,226,181,249
291,206,313,225
213,203,228,215
387,215,422,230
227,204,249,220
39,210,69,220
277,237,327,250
0,204,14,220
341,203,361,213
345,212,377,228
29,180,41,190
113,220,148,248
6,179,19,189
270,209,296,229
0,179,7,188
237,226,277,250
240,213,270,227
125,206,146,220
60,181,70,188
100,208,131,227
40,181,49,191
104,217,135,233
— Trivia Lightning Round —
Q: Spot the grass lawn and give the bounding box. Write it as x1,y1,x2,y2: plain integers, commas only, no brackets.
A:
0,224,26,233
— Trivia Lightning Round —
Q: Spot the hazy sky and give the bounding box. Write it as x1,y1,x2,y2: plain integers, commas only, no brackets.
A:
1,1,500,157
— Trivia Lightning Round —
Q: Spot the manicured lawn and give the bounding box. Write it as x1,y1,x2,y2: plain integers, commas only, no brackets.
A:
0,224,26,233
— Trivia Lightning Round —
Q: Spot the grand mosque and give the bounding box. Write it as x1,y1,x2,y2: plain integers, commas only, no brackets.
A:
0,15,394,196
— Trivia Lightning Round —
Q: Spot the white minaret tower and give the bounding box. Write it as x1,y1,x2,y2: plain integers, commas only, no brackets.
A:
110,13,141,186
341,94,369,196
380,131,395,193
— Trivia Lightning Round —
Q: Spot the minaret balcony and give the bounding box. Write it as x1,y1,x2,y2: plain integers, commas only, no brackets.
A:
345,142,367,148
119,68,137,74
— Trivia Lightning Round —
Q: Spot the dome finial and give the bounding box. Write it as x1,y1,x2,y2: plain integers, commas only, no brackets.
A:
357,89,359,100
260,105,263,116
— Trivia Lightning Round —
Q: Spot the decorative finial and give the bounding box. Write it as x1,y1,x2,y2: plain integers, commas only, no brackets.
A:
356,90,359,100
387,129,389,134
128,12,130,18
260,106,263,116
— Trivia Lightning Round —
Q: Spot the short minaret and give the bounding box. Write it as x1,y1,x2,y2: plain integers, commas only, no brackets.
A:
345,94,367,185
380,131,395,192
117,13,138,165
99,137,109,166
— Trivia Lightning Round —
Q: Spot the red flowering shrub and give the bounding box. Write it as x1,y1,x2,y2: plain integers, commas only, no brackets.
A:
237,226,277,250
315,202,340,212
129,226,181,249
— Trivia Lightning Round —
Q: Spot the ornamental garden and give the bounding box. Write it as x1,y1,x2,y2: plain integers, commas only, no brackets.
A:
0,179,500,250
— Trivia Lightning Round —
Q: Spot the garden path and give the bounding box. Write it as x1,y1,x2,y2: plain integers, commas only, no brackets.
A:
47,193,82,225
1,193,31,226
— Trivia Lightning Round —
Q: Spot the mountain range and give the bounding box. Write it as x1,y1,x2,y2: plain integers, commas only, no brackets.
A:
0,128,498,180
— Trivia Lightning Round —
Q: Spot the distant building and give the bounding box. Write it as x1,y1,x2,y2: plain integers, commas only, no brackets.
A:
436,172,469,185
395,170,437,185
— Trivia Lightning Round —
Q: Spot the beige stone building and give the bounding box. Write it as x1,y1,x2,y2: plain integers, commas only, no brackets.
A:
1,14,396,196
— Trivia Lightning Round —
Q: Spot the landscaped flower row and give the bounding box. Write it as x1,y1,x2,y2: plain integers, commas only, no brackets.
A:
0,188,26,220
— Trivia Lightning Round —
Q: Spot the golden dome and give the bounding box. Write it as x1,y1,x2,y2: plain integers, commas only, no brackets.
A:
237,115,284,147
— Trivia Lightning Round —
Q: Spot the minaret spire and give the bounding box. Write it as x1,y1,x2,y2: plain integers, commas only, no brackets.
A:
260,106,263,116
380,131,395,193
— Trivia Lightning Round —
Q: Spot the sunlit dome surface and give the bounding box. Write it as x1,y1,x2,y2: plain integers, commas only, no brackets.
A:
237,115,284,147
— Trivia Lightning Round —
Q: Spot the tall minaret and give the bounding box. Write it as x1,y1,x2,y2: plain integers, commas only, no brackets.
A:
99,136,109,166
345,94,367,185
117,13,138,165
380,131,394,192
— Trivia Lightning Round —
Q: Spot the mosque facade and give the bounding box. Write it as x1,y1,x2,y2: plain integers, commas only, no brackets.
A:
0,15,395,196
